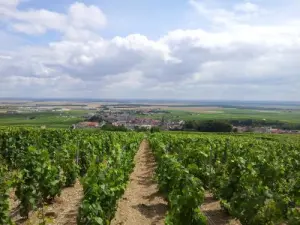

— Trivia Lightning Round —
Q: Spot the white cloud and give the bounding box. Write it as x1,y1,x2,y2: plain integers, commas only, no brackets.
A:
0,55,12,60
1,1,106,36
0,0,20,9
189,0,268,27
102,70,144,89
0,1,300,100
189,0,236,25
234,2,259,13
68,2,106,30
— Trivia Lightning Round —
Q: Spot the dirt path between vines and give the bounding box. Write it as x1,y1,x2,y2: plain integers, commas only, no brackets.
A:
111,140,168,225
12,180,83,225
201,193,241,225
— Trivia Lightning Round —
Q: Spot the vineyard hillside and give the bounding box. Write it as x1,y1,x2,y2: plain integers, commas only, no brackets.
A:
0,127,299,224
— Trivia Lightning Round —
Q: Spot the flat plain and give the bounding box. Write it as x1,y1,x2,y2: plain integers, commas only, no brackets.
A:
1,100,300,128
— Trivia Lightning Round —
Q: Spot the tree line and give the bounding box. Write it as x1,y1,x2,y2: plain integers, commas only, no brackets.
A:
183,120,233,132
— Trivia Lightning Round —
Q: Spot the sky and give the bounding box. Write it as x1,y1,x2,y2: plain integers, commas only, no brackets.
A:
0,0,299,101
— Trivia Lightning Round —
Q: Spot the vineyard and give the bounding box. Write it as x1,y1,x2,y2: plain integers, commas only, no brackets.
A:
149,133,300,225
0,127,300,225
0,128,143,224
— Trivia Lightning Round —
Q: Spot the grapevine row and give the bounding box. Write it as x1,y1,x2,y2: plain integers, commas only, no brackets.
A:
149,133,300,225
0,128,143,225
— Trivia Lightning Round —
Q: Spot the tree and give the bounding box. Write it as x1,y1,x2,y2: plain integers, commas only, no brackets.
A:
183,120,233,132
101,124,128,132
150,127,161,133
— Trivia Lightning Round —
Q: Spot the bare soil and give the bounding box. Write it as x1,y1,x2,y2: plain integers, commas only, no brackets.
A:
201,193,241,225
111,140,168,225
11,180,83,225
9,188,20,219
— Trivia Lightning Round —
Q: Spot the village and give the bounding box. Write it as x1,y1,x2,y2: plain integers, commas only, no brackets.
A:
1,102,299,133
234,126,300,134
75,106,185,130
75,107,300,134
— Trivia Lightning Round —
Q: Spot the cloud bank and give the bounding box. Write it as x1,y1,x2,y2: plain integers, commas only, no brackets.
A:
0,0,299,100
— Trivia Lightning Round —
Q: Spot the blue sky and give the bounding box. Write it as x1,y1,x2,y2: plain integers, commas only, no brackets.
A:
0,0,300,100
11,0,192,39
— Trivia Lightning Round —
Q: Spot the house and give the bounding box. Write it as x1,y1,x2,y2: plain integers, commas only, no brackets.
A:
6,110,18,115
83,113,95,119
140,125,152,129
270,129,284,134
77,122,99,128
112,121,127,126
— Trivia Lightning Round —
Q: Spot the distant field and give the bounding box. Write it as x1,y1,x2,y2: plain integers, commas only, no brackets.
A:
0,101,102,109
158,106,221,112
0,110,89,128
94,104,300,124
141,107,300,123
1,101,300,127
112,105,300,123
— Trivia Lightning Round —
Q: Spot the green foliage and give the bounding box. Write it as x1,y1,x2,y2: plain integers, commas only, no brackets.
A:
184,120,233,132
0,163,13,225
134,126,149,132
15,146,64,217
55,143,79,187
77,136,141,224
151,139,207,225
0,127,143,224
150,126,161,133
149,132,300,225
101,124,128,132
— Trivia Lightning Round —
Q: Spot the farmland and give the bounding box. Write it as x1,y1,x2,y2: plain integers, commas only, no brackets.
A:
0,111,89,128
1,127,300,224
1,100,300,130
0,100,99,128
140,107,300,124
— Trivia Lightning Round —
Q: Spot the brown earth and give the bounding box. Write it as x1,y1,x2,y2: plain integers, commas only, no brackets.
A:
11,180,83,225
9,188,20,219
111,140,168,225
201,193,241,225
46,180,83,225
